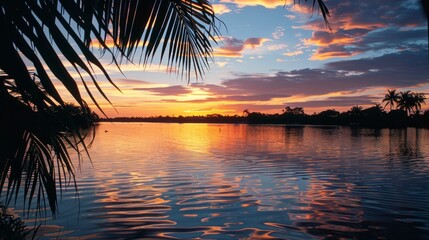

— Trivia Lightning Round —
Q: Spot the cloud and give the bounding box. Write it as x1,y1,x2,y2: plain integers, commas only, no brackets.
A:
91,36,147,48
285,96,379,108
214,36,269,58
244,38,270,48
134,85,192,96
303,31,357,47
272,27,285,40
220,0,323,11
285,14,296,20
218,103,285,112
215,61,229,67
115,78,152,84
97,62,177,74
298,0,427,60
283,50,304,57
125,50,427,113
267,44,288,51
223,50,428,97
164,93,286,103
220,0,292,9
212,4,232,15
310,47,363,60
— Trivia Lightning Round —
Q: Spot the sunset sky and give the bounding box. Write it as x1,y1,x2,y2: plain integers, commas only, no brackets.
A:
64,0,428,117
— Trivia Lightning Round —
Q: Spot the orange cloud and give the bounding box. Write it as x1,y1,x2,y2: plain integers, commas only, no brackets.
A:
309,50,362,60
91,36,147,48
295,0,426,61
214,36,269,58
244,38,270,48
214,50,243,58
220,0,293,9
288,3,312,14
341,19,386,31
303,31,357,47
212,4,232,15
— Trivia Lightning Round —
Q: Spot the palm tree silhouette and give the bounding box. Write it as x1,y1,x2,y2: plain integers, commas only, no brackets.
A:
0,0,221,215
397,91,416,115
413,92,426,113
0,0,331,214
382,89,400,110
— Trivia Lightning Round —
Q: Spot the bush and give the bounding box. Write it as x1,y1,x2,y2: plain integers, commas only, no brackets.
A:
0,203,31,240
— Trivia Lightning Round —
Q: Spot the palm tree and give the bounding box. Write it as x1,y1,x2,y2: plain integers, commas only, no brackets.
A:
382,89,400,110
0,0,221,215
397,91,416,115
242,109,250,117
413,92,426,113
0,0,330,214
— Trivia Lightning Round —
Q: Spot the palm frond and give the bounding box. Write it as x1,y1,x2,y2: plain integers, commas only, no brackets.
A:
0,0,220,215
297,0,331,30
0,0,331,216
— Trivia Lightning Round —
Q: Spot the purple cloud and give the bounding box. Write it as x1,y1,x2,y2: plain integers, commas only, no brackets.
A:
133,85,192,95
301,0,427,60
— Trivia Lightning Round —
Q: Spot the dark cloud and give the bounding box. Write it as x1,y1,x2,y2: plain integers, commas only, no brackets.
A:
162,93,287,103
284,96,379,108
224,50,428,96
133,85,192,95
220,37,244,52
214,36,268,57
244,38,267,48
218,103,285,113
115,78,153,85
135,50,428,112
302,0,427,60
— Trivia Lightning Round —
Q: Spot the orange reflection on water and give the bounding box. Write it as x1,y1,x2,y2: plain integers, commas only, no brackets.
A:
50,124,429,239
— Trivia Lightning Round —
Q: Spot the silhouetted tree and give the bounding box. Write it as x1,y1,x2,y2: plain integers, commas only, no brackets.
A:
382,89,400,110
314,109,340,125
243,109,250,117
283,106,306,123
348,106,363,125
361,104,386,128
0,0,332,214
0,0,220,215
398,91,418,115
413,92,426,113
398,91,413,115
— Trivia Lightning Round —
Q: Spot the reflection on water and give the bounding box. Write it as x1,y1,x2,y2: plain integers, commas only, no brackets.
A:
11,123,429,239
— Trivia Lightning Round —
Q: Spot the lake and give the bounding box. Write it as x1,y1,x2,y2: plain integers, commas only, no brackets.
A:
15,123,429,239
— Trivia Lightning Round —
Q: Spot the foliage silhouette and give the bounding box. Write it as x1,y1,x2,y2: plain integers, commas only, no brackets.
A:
0,0,221,215
0,0,331,215
0,202,37,239
395,90,427,115
382,89,400,110
106,90,428,128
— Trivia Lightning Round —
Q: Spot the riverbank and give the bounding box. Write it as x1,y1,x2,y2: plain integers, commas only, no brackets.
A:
97,107,429,128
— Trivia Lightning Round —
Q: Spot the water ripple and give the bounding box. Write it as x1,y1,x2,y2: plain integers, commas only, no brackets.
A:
9,124,429,239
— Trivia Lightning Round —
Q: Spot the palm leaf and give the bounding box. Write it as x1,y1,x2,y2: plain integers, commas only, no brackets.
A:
0,0,330,215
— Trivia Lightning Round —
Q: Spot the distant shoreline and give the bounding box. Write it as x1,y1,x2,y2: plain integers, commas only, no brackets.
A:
96,116,428,129
95,102,429,129
97,116,246,124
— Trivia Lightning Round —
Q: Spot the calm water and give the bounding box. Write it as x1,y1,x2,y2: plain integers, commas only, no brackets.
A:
16,123,429,239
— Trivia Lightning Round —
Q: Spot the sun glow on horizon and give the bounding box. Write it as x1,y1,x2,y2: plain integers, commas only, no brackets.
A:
48,0,428,118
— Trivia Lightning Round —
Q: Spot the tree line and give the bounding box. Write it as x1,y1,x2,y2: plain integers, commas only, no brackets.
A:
104,90,428,128
247,90,427,128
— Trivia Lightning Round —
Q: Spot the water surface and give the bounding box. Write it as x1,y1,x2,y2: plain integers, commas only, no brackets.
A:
20,123,429,239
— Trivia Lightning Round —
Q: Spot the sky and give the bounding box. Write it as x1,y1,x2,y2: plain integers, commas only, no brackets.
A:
62,0,429,117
